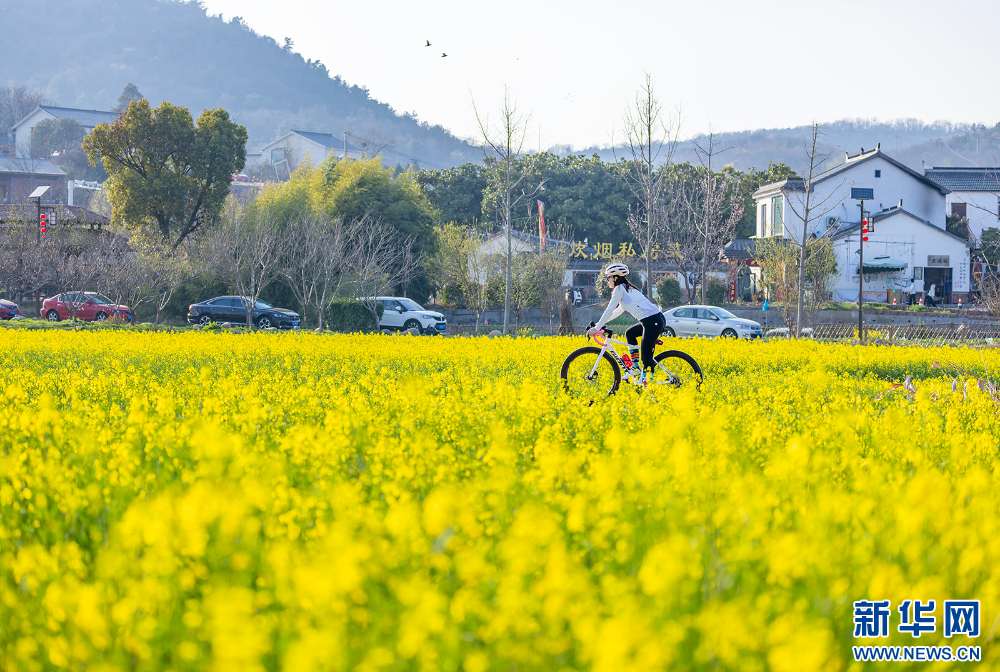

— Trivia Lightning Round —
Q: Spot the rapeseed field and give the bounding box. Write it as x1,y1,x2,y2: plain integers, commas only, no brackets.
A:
1,329,998,671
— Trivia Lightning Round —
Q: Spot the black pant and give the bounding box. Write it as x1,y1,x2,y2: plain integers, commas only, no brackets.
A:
625,312,666,372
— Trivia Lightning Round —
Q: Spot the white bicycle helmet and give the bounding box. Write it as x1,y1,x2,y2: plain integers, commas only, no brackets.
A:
605,262,630,278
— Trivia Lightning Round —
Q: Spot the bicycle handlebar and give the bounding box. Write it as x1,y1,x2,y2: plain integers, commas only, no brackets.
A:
587,321,614,341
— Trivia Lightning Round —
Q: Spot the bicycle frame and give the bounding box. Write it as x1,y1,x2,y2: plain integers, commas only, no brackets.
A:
591,331,642,383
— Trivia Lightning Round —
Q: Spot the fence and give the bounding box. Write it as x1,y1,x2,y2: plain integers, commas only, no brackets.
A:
793,323,1000,346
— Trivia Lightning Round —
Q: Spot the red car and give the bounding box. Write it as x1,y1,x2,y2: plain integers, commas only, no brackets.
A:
0,299,19,319
41,292,133,323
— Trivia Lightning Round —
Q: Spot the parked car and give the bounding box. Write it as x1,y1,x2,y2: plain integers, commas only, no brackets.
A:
663,305,762,339
187,296,300,329
0,299,19,320
377,297,447,335
41,292,133,322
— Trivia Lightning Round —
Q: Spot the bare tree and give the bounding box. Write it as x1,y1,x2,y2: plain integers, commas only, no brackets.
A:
209,200,283,328
618,73,682,299
687,132,745,304
349,129,395,159
310,217,355,331
349,215,419,330
0,223,47,308
276,211,357,329
779,123,844,337
0,85,48,137
96,229,199,324
460,230,499,334
38,231,107,321
474,86,544,334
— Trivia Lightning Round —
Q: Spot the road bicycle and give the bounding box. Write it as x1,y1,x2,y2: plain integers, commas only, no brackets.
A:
560,323,703,401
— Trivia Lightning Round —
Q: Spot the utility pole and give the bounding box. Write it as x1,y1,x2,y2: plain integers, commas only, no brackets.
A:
858,201,869,344
851,187,873,345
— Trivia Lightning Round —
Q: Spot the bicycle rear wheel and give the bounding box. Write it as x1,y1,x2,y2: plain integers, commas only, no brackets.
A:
560,346,621,400
652,350,703,389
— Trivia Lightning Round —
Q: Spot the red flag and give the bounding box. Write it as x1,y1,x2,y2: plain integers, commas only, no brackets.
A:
537,200,546,250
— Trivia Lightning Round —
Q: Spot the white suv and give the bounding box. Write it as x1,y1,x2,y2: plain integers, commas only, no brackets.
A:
378,297,447,335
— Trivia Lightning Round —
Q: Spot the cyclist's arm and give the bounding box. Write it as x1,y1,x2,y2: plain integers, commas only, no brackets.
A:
594,286,625,330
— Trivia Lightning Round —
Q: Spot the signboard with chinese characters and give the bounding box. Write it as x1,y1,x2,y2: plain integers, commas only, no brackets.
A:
927,255,950,267
570,241,661,260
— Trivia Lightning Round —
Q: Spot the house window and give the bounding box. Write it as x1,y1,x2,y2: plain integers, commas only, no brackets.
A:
270,148,285,164
875,170,881,178
771,196,783,236
759,203,767,236
951,203,967,218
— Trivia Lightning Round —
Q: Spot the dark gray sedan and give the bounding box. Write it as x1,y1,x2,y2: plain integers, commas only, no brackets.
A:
187,296,300,329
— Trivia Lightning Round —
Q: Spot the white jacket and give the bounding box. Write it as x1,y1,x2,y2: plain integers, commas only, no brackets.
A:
595,284,660,329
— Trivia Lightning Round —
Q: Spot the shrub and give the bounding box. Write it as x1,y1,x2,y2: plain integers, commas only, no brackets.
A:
706,278,727,306
325,300,384,332
656,276,682,306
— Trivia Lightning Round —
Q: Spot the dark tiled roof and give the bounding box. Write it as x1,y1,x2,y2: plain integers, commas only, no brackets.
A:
924,167,1000,191
0,157,66,176
291,130,362,152
754,148,950,197
38,105,118,129
722,237,759,259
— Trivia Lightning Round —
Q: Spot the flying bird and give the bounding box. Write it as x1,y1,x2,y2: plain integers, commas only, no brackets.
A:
441,52,448,57
425,40,431,47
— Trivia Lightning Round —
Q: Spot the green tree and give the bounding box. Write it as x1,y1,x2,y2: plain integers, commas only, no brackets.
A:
416,163,488,227
31,118,85,158
315,156,436,299
114,83,144,114
946,213,971,241
982,227,1000,266
656,275,682,306
83,99,248,249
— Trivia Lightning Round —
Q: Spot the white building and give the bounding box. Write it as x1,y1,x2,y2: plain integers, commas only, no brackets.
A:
11,106,119,158
751,146,974,302
828,206,972,302
258,131,363,177
923,167,1000,242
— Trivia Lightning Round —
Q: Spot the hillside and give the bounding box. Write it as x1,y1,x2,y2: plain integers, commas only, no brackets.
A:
0,0,477,168
563,119,998,175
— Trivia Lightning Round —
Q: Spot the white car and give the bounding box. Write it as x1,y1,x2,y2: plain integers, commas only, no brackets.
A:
377,297,447,335
664,305,762,339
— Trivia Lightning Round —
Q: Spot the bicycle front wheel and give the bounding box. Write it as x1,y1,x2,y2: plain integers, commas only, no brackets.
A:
652,350,703,389
561,346,621,400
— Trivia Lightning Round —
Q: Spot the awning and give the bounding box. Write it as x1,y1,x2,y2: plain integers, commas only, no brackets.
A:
862,257,908,273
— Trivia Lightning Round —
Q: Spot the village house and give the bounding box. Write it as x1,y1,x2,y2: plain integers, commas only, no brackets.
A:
10,106,119,158
726,146,975,303
923,167,1000,243
257,131,364,177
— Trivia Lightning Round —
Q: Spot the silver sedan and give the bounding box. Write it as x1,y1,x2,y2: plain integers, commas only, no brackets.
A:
663,305,763,339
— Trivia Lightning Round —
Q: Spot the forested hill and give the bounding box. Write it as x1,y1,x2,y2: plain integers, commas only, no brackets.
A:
0,0,477,168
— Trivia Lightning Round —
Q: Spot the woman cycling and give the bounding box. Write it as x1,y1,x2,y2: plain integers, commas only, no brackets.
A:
585,262,665,387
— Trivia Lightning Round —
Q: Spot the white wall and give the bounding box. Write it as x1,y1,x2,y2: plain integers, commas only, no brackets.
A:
12,109,56,157
772,155,947,243
831,212,970,301
259,134,364,170
946,190,999,241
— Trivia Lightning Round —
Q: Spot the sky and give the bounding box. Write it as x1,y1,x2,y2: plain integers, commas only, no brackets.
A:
198,0,999,149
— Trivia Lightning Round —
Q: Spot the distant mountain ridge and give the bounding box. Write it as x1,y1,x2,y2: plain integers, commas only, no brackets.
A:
557,119,1000,176
0,0,477,168
2,0,994,174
